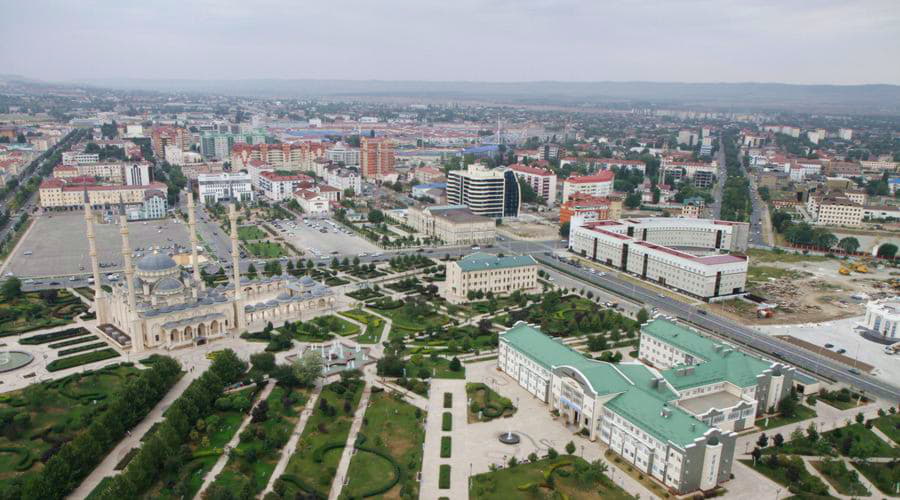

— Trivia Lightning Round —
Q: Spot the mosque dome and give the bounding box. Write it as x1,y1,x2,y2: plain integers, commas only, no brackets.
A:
154,277,184,295
137,252,178,273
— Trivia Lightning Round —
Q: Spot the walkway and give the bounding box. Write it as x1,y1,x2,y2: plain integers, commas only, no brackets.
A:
260,384,324,496
194,379,276,499
328,382,373,500
420,379,468,500
68,367,202,498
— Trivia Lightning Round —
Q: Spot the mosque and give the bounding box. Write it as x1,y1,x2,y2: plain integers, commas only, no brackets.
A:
85,193,335,352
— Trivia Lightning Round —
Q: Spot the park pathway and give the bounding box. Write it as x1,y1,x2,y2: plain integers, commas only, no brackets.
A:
328,382,373,500
420,379,468,500
194,379,276,499
261,383,324,496
68,367,201,499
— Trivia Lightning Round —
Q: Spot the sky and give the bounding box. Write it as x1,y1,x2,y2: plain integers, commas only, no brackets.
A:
2,0,899,85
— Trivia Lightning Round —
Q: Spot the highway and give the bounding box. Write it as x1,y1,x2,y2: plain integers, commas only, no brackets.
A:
534,254,900,403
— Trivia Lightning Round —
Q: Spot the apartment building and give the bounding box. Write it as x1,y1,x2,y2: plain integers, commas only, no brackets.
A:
150,126,191,159
444,253,537,301
598,159,646,174
561,171,614,201
359,137,396,179
806,194,863,226
498,321,740,495
197,172,254,205
446,163,520,219
53,163,124,183
39,178,168,211
559,193,622,224
660,160,717,185
231,142,328,172
257,171,313,201
838,128,853,141
324,167,362,194
325,142,360,166
509,163,557,205
569,218,750,300
406,205,496,246
62,151,100,166
199,130,270,160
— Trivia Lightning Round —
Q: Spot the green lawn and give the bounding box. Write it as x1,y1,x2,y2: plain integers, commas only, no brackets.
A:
747,266,811,285
810,459,870,497
756,405,817,430
852,460,900,497
738,457,833,498
0,364,139,481
762,422,898,458
207,386,308,495
0,290,88,336
470,456,632,500
342,390,425,499
246,241,287,258
366,303,450,339
747,248,830,263
339,309,385,344
281,379,364,497
405,355,465,380
238,226,268,241
873,414,900,444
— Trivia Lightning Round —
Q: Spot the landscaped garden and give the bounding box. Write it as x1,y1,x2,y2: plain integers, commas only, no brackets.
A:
852,460,900,497
338,309,385,344
467,383,516,423
367,296,450,338
345,287,384,302
243,316,360,349
756,398,817,430
46,347,120,371
341,390,425,499
873,411,900,444
237,226,268,241
278,373,365,498
738,454,831,498
470,455,631,500
409,323,497,354
817,387,870,410
810,458,870,496
758,420,898,459
245,241,287,258
503,291,639,338
0,288,89,336
205,385,308,497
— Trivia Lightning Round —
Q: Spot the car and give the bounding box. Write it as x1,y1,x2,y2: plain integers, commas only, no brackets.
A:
837,348,847,354
697,309,707,315
848,368,861,375
658,293,666,298
49,281,60,286
824,343,834,349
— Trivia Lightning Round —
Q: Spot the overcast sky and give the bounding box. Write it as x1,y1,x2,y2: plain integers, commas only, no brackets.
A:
2,0,899,85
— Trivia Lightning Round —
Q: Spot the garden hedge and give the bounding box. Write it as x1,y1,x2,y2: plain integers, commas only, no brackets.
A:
312,441,347,463
279,474,326,499
439,464,451,489
352,446,403,497
443,392,452,408
46,348,119,372
440,436,452,458
58,342,108,357
442,412,452,431
48,335,99,349
20,327,90,345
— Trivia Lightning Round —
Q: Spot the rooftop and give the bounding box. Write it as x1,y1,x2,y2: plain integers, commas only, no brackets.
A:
456,252,537,272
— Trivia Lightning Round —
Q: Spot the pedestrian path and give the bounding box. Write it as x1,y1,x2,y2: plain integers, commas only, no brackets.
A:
420,379,468,500
261,384,323,496
328,382,373,500
195,379,276,499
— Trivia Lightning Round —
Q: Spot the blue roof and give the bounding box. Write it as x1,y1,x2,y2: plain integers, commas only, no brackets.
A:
463,144,500,154
413,183,447,190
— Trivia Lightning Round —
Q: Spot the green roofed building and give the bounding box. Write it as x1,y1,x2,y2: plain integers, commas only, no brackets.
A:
445,252,538,301
498,319,795,495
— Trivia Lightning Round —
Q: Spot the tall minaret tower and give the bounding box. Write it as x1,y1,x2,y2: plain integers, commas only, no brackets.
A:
229,204,245,330
187,192,203,289
84,203,106,323
119,215,144,351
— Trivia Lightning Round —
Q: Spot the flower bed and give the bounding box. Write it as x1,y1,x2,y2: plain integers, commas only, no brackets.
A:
46,348,119,372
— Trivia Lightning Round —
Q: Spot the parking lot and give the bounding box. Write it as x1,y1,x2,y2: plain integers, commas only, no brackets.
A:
5,213,190,279
273,216,379,258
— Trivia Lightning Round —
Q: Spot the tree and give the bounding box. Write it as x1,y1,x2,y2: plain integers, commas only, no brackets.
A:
757,433,768,448
855,412,865,424
559,221,571,239
636,308,649,324
624,191,642,209
751,447,762,463
518,178,539,204
806,423,819,442
547,447,558,459
778,394,798,419
773,433,784,447
246,263,257,280
210,349,248,385
565,441,576,454
1,276,22,300
293,350,324,386
448,357,462,372
877,243,898,259
837,237,861,254
368,209,385,224
250,352,276,373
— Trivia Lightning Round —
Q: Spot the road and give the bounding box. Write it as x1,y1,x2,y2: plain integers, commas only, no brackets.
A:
534,254,900,403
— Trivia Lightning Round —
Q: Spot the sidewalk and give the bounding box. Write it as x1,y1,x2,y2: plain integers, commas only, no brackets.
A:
328,382,373,500
261,384,324,496
420,379,468,500
194,380,276,499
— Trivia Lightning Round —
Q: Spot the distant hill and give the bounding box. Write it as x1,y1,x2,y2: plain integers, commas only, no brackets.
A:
25,77,900,115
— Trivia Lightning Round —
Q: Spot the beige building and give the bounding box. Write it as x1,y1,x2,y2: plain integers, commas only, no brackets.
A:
406,205,496,246
445,252,538,301
40,178,168,210
806,194,864,226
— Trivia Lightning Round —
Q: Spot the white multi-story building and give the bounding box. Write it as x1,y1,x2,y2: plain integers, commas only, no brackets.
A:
597,159,646,174
509,163,557,205
164,145,203,166
197,172,254,205
561,171,614,201
838,128,853,141
569,218,750,300
862,299,900,341
125,162,152,186
446,163,520,218
806,194,863,227
325,142,361,166
257,171,313,201
407,205,496,246
231,142,327,172
324,167,362,194
62,152,100,166
444,252,537,301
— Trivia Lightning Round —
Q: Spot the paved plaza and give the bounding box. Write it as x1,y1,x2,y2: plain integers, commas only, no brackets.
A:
279,218,380,256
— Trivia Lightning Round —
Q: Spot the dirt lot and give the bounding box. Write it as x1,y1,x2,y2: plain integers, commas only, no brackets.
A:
711,251,900,325
498,219,560,240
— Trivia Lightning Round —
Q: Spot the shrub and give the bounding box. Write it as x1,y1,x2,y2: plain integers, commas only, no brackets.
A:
20,327,91,345
443,392,452,409
439,465,451,489
440,436,452,458
46,348,119,371
442,412,452,431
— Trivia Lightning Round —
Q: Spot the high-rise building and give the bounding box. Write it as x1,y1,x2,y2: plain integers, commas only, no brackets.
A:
509,163,557,205
561,171,614,201
446,163,520,219
125,162,152,186
359,137,395,179
200,130,270,160
150,126,191,159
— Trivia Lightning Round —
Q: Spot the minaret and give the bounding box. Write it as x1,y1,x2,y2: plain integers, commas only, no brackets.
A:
229,203,245,330
187,192,203,289
84,203,106,323
119,215,143,351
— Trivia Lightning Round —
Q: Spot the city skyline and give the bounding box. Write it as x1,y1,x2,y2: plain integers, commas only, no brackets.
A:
1,0,899,85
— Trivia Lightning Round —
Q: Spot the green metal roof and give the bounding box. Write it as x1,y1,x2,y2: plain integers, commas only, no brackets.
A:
642,319,773,389
500,322,711,446
456,252,537,272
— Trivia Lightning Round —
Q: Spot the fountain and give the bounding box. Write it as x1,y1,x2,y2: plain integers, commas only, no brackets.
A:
0,351,34,373
498,429,521,445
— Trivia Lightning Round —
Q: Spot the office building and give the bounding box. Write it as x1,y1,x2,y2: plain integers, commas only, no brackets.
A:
597,159,646,174
359,137,396,179
806,194,864,227
325,142,361,166
406,205,496,246
561,171,614,201
197,173,254,205
125,162,152,186
446,163,520,219
445,253,537,301
862,299,900,341
569,218,750,300
62,151,100,166
510,163,557,205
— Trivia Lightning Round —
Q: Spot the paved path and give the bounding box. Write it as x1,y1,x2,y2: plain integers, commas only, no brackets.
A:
68,367,201,499
328,382,373,500
420,379,468,500
261,384,324,496
194,380,276,499
372,378,429,411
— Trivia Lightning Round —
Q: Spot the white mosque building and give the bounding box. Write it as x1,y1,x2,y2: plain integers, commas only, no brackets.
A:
86,193,335,352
